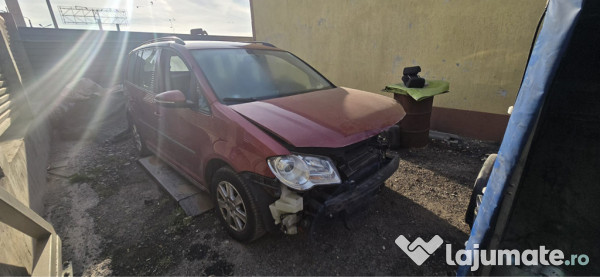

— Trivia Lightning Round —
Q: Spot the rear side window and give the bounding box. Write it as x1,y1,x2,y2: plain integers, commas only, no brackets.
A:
139,49,159,92
126,52,137,83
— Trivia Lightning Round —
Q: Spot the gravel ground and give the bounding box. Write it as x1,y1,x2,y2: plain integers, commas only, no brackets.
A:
43,121,499,276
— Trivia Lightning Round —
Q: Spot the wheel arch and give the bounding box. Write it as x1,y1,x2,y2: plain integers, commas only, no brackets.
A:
204,158,231,189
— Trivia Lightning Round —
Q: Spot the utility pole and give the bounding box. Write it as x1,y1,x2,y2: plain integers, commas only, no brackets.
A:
46,0,59,28
168,18,176,33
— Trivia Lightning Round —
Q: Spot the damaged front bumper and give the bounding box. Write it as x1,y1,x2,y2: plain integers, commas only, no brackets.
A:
264,155,400,234
322,155,399,215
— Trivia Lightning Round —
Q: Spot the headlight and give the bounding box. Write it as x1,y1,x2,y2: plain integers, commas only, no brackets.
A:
267,154,341,191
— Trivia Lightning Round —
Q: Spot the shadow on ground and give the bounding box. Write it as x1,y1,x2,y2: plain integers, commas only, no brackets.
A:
398,139,499,186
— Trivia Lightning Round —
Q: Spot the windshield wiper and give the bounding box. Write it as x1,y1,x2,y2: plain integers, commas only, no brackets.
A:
222,97,260,103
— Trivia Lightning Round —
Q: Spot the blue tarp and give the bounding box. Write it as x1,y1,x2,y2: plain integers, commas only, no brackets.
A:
457,0,583,275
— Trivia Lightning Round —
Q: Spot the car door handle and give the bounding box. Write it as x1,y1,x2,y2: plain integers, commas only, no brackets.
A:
154,111,161,116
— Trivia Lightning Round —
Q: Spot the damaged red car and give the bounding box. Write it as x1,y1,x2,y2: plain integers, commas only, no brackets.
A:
125,37,405,242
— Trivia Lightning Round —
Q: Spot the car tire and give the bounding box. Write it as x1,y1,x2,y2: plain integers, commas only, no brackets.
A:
131,123,151,157
211,166,266,242
465,154,497,229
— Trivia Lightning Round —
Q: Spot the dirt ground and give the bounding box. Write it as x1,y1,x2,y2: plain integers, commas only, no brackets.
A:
43,120,499,276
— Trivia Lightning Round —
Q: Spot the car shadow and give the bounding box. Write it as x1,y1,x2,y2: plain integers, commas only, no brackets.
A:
221,186,469,276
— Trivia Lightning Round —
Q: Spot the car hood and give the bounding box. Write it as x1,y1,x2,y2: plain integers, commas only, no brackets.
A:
230,87,406,148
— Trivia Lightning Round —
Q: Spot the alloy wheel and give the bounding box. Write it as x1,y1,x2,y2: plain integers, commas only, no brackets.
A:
216,181,248,231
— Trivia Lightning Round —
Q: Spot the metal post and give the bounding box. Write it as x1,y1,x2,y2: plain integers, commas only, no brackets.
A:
5,0,26,27
93,10,103,30
45,0,59,29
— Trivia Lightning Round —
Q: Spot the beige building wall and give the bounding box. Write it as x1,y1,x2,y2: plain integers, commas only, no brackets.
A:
251,0,547,141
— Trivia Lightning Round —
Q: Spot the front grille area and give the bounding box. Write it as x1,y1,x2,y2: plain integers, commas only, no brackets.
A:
298,135,394,217
293,135,387,182
335,142,382,181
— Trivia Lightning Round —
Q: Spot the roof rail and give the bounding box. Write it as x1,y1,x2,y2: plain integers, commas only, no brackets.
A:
243,41,276,47
141,36,185,46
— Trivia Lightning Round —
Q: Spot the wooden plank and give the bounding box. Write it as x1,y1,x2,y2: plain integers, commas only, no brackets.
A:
0,107,10,122
0,186,56,238
0,93,8,105
0,109,10,137
0,98,10,115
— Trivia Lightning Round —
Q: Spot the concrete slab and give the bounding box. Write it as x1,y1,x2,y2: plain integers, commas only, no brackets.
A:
138,156,214,216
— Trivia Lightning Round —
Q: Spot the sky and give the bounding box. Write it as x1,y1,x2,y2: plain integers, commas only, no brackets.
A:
0,0,253,36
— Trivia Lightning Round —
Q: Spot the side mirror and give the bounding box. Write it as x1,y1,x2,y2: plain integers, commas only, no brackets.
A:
155,90,189,108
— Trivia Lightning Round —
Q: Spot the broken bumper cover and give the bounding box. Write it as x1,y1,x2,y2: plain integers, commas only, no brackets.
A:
323,155,399,214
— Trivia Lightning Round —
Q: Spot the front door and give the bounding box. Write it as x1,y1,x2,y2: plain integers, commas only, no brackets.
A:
156,49,213,183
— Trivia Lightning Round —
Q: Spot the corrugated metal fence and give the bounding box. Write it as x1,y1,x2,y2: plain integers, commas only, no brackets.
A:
18,28,251,87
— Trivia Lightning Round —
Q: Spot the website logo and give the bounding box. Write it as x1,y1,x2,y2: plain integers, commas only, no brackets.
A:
396,234,590,271
446,243,590,271
395,235,444,265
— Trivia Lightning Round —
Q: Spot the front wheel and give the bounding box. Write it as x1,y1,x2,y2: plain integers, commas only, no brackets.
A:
211,167,265,242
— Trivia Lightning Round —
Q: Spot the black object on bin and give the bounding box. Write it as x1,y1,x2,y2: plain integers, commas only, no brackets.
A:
401,66,425,88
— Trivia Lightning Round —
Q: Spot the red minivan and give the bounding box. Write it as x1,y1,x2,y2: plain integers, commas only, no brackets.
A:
125,37,406,242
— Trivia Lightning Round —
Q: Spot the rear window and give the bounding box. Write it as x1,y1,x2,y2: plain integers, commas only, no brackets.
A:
126,52,137,83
